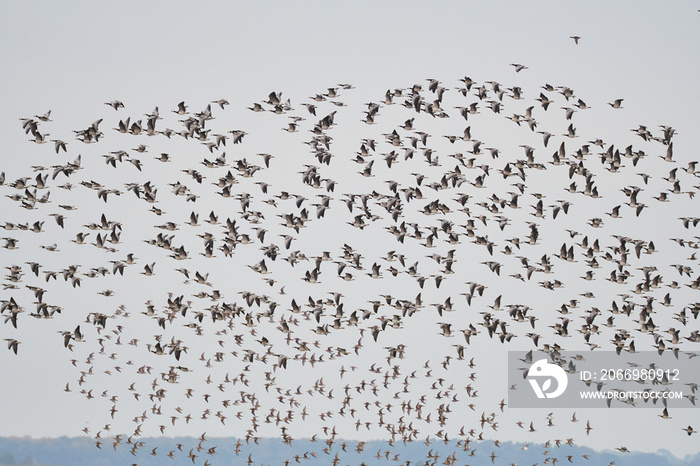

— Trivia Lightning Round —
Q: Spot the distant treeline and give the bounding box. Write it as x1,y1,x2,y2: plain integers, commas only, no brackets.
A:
0,436,695,466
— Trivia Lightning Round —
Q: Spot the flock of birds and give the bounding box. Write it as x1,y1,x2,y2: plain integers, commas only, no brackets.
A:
3,58,700,465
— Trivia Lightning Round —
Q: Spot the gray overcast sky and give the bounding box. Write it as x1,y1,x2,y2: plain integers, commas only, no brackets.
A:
2,0,700,462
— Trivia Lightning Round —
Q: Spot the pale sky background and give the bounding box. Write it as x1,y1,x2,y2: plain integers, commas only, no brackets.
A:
2,0,700,462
